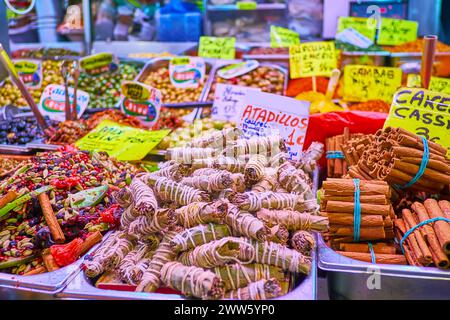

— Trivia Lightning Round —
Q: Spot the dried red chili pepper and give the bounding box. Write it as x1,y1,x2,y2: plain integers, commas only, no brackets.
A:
50,238,83,267
99,204,120,226
50,176,81,189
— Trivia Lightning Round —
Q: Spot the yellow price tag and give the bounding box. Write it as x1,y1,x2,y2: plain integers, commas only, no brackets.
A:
384,88,450,157
343,65,402,102
289,41,337,79
236,1,257,10
198,36,236,60
406,74,422,88
377,18,418,46
429,76,450,95
337,17,377,41
75,120,170,161
270,26,300,48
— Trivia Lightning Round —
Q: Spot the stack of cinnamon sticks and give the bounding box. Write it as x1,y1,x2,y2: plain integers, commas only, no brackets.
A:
394,199,450,269
346,127,450,194
336,242,407,265
325,127,366,178
321,178,396,242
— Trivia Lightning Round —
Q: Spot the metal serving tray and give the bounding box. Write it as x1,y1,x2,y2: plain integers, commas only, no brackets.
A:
135,57,216,108
317,234,450,300
57,245,317,300
0,234,110,300
204,60,289,103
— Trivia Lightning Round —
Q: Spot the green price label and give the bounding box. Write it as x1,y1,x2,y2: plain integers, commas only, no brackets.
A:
171,57,191,66
429,77,450,95
79,53,118,76
236,1,257,10
75,120,170,161
384,88,450,157
198,36,236,60
270,26,300,48
289,41,337,78
377,18,418,46
337,17,377,41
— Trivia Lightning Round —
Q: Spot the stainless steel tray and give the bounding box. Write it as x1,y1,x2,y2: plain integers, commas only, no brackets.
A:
57,245,317,300
0,144,33,155
204,60,289,103
0,232,111,299
135,57,216,108
317,234,450,300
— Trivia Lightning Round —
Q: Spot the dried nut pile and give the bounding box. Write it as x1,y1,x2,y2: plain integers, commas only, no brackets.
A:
0,149,139,275
207,66,285,100
142,67,208,104
83,130,327,300
0,117,57,145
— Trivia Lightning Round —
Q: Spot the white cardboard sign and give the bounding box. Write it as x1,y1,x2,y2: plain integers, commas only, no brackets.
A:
212,83,260,123
238,90,310,159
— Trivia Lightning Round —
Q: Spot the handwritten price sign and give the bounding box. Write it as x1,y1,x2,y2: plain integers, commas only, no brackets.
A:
289,41,337,78
198,36,236,60
343,65,402,102
429,77,450,95
377,18,418,46
75,120,170,161
384,88,450,157
238,90,310,159
337,17,376,41
270,26,300,48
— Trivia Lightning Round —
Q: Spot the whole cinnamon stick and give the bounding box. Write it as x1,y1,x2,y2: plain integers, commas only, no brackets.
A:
322,179,391,197
336,251,407,265
23,265,47,276
42,250,60,272
322,194,388,204
339,243,396,255
438,200,450,219
79,231,103,256
326,201,391,216
0,191,17,209
330,225,386,239
38,193,65,243
423,199,450,253
327,213,385,227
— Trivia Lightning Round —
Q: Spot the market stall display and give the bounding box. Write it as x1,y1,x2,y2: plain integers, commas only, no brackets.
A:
0,148,139,276
206,63,286,101
81,130,326,299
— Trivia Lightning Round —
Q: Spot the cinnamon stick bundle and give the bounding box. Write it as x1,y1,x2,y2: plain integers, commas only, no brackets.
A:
347,127,450,193
322,178,395,243
336,251,407,265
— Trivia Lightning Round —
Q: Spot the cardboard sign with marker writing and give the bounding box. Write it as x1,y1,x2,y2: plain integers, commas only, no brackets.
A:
377,18,418,46
238,90,310,159
212,83,260,123
198,36,236,60
384,88,450,156
289,41,337,79
337,17,377,41
270,26,300,48
343,65,402,102
75,120,170,161
429,77,450,95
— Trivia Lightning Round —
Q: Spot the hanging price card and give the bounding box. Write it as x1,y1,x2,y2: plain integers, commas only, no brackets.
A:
377,18,418,46
13,59,42,89
384,88,450,156
337,17,377,41
198,36,236,60
289,41,337,79
169,56,205,89
429,77,450,95
343,65,402,102
270,26,300,48
79,52,119,76
76,120,170,161
236,1,257,10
